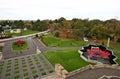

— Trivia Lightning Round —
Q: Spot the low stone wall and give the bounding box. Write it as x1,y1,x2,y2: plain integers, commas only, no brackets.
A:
78,50,100,64
78,50,118,65
0,43,4,47
55,64,69,78
0,52,3,61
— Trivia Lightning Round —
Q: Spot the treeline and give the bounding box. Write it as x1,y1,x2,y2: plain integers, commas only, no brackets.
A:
50,17,120,42
0,17,120,42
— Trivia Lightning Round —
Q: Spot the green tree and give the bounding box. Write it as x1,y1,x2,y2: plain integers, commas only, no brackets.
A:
32,19,48,31
73,29,82,40
89,25,112,39
0,26,3,33
12,20,24,28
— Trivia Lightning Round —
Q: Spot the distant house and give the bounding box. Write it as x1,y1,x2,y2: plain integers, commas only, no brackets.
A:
83,37,88,41
10,29,21,33
23,28,27,31
2,25,11,30
2,25,11,33
1,25,22,34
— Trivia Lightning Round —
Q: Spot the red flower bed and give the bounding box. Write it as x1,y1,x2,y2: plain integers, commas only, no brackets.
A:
87,48,110,58
15,40,24,46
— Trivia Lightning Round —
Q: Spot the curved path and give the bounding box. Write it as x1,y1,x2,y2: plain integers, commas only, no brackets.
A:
66,68,120,79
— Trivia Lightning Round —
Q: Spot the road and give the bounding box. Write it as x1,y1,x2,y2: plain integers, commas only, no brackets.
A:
0,30,49,42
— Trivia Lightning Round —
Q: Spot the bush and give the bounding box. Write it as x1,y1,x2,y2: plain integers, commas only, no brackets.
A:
0,46,3,52
35,34,38,38
54,31,59,37
117,38,120,42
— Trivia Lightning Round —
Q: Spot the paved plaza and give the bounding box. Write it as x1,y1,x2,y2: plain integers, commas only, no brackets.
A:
66,68,120,79
0,54,54,79
2,38,38,59
0,37,55,79
1,36,77,79
2,37,71,59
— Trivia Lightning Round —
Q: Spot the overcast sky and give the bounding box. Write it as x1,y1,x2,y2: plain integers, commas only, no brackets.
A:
0,0,120,20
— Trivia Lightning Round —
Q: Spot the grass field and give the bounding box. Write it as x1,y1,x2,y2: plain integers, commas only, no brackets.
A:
13,30,39,36
114,52,120,65
42,35,89,47
108,42,120,51
12,41,28,51
96,40,120,51
44,49,91,72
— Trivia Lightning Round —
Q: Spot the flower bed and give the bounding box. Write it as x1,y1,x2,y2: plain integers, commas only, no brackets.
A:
12,40,28,51
14,40,25,46
79,45,117,65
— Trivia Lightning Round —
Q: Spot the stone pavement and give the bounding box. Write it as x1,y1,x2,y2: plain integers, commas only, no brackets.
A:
66,68,120,79
0,53,54,79
42,73,64,79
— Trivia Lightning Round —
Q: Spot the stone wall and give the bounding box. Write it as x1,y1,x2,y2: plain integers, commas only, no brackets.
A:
55,64,69,78
0,53,2,61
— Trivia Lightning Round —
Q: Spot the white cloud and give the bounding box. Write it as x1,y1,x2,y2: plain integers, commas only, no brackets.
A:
0,0,120,20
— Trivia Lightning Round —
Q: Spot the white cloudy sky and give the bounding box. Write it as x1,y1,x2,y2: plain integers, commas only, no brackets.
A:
0,0,120,20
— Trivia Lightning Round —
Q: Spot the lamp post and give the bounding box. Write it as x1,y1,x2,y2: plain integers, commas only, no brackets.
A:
0,25,1,33
20,26,22,36
107,37,110,48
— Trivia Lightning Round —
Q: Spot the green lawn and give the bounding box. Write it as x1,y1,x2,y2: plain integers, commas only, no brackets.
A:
108,42,120,50
96,40,120,51
12,41,28,51
5,29,11,33
13,29,39,36
114,52,120,65
42,35,89,47
44,49,91,72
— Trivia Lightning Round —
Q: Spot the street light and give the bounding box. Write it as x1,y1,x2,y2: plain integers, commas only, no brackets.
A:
20,26,22,36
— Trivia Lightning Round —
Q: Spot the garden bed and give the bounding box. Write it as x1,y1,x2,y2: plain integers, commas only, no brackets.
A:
12,40,28,51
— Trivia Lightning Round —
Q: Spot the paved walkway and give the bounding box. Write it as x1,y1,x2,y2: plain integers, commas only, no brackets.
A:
0,54,54,79
41,73,64,79
66,68,120,79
